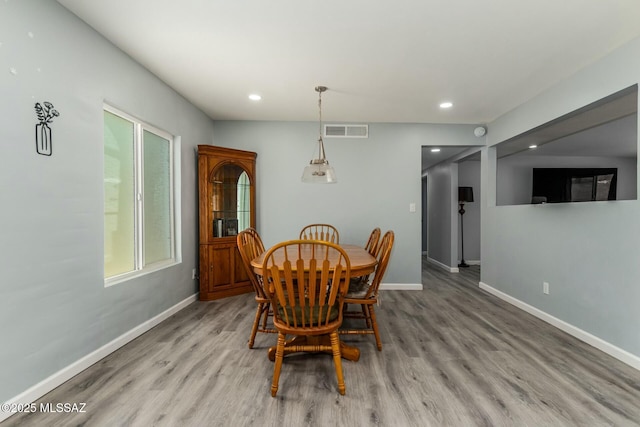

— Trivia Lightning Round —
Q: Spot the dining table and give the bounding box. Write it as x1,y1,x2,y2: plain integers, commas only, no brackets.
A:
250,243,377,362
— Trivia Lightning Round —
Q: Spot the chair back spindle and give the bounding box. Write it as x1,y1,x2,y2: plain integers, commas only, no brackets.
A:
299,223,340,244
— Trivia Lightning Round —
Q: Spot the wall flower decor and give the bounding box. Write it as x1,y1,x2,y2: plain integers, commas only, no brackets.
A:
34,101,60,156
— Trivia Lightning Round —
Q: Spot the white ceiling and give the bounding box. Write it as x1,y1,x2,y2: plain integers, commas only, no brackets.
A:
57,0,640,124
421,146,479,171
518,114,637,158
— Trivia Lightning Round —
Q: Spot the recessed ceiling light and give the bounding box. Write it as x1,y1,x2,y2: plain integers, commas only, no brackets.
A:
248,94,262,101
431,148,441,152
529,145,537,149
439,102,453,109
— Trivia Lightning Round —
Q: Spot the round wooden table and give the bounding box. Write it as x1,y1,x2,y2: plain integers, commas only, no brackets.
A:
251,244,377,278
251,244,377,362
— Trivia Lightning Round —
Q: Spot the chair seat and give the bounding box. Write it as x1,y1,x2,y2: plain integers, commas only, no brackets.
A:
277,302,340,326
346,277,369,298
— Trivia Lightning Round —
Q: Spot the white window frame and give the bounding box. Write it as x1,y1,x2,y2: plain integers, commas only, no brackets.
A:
104,104,181,286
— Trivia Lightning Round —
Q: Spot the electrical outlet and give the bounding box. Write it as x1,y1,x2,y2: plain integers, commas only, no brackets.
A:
192,268,197,280
543,281,549,295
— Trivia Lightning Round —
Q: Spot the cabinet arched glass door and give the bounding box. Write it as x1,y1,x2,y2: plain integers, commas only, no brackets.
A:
236,171,250,231
211,163,252,238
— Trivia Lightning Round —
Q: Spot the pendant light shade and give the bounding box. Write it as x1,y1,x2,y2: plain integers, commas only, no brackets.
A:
302,86,337,184
301,156,337,183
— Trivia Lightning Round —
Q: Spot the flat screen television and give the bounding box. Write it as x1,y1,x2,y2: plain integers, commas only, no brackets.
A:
531,168,617,203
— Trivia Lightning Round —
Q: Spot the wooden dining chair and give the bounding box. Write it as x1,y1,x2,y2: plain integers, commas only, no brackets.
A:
340,230,394,350
364,227,381,256
348,227,381,290
261,240,351,396
236,228,277,348
299,223,339,243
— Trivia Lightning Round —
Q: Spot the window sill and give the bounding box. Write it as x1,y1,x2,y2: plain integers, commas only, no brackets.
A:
104,259,180,287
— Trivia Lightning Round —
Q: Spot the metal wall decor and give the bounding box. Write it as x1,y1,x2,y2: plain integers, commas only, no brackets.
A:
34,101,60,156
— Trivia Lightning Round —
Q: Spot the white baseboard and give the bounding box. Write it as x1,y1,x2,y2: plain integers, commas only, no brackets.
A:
460,259,481,266
479,282,640,372
427,256,459,273
380,283,423,291
0,293,198,423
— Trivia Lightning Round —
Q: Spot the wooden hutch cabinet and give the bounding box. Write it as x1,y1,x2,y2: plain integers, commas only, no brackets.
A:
198,145,256,300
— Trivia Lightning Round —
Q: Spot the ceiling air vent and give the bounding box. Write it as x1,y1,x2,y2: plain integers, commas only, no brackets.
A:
324,124,369,138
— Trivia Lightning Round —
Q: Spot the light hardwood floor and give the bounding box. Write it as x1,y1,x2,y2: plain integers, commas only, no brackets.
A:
4,259,640,426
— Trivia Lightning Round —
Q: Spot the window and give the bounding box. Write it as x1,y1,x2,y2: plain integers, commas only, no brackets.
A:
103,105,178,283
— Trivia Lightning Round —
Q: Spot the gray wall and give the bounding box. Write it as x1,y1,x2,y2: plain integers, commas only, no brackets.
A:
458,160,481,262
425,155,481,269
211,121,480,284
0,1,213,402
425,162,456,266
484,37,640,357
497,155,637,205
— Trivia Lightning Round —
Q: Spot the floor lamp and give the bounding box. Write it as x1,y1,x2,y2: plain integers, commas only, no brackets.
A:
458,186,474,268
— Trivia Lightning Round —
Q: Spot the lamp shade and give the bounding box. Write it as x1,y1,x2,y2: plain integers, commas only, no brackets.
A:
301,159,337,183
458,186,474,203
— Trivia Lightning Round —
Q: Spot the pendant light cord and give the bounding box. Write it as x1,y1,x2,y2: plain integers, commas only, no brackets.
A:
317,86,326,160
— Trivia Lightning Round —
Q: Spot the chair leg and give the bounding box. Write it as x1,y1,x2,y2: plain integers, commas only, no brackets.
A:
361,304,371,328
248,303,264,349
261,302,271,330
330,331,346,395
369,305,382,351
271,332,286,397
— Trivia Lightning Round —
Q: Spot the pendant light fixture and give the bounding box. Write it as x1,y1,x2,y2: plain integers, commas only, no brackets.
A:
301,85,337,183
